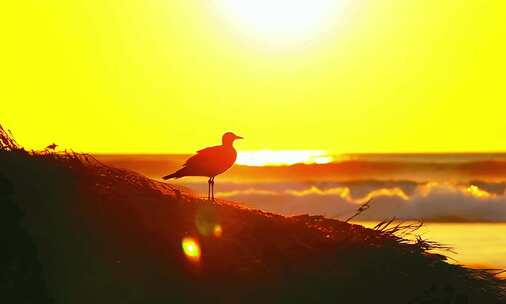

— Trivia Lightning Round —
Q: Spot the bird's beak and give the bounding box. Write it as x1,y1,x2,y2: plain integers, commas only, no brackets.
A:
236,135,244,140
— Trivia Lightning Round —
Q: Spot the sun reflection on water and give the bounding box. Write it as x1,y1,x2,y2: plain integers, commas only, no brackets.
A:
236,150,334,166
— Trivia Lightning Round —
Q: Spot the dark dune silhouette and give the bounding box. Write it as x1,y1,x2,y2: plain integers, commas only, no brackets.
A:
163,132,243,200
0,173,52,303
1,126,505,303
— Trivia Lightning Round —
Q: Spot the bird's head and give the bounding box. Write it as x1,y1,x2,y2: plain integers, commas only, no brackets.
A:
222,132,243,146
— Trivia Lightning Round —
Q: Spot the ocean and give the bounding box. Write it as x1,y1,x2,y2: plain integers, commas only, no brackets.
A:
358,222,506,276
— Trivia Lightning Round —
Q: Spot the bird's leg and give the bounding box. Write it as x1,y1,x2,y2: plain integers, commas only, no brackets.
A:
211,177,215,201
207,177,212,200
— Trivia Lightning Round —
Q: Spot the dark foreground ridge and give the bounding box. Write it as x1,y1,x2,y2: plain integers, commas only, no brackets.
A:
1,127,505,303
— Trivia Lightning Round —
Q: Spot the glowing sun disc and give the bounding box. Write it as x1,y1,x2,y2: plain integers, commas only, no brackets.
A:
218,0,345,44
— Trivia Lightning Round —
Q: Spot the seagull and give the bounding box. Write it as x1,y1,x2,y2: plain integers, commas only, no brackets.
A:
46,143,58,151
163,132,243,200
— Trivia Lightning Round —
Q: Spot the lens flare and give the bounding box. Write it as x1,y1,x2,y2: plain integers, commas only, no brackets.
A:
213,225,223,238
181,237,201,262
195,206,219,236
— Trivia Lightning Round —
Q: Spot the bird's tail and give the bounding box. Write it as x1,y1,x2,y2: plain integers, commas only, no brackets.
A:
162,168,185,180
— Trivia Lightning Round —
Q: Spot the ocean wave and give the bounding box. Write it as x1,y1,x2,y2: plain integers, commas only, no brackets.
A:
206,181,506,221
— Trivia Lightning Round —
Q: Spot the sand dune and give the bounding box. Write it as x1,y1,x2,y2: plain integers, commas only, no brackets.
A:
1,145,504,302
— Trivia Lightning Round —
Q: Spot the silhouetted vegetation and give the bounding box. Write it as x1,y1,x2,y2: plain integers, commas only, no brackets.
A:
0,126,52,303
0,125,505,303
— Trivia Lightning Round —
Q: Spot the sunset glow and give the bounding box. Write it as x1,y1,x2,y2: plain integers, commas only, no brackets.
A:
236,150,333,166
1,1,504,153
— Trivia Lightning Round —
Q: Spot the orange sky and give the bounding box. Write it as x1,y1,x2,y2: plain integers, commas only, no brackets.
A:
1,1,505,153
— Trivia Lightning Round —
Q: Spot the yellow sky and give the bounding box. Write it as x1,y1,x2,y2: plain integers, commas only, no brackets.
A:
1,1,505,153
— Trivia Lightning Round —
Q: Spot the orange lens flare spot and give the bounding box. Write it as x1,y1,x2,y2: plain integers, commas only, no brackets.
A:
181,237,201,261
213,225,223,238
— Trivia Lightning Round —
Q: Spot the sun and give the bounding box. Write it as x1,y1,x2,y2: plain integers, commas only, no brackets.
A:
217,0,346,45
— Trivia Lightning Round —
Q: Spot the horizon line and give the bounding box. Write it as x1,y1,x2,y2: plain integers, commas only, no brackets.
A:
89,151,506,156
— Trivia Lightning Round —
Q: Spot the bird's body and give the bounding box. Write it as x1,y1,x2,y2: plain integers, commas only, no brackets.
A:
164,145,237,179
163,132,243,200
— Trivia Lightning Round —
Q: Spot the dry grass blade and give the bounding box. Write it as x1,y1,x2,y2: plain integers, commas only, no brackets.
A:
344,198,373,222
0,124,19,151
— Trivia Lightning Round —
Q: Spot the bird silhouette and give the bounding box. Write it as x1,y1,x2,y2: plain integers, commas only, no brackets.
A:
45,143,58,151
163,132,243,200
